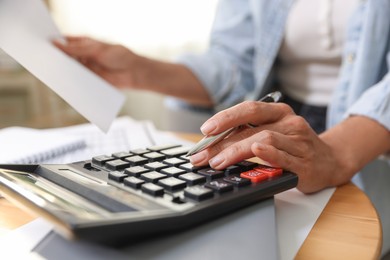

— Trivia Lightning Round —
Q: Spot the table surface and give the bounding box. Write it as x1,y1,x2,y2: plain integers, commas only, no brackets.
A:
0,133,383,259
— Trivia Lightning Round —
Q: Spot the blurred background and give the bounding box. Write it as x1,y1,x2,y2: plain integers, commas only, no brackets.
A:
0,0,218,130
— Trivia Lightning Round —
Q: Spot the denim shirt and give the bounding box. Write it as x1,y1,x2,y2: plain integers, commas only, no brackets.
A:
178,0,390,255
178,0,390,131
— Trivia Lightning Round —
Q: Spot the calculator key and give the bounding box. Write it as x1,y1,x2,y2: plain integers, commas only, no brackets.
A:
92,155,115,166
223,175,251,187
124,155,149,166
161,167,186,177
112,151,133,159
163,157,186,167
147,144,181,152
253,165,283,178
179,173,206,185
124,176,145,189
143,152,165,162
240,170,268,183
124,166,150,177
140,171,167,183
141,183,164,197
160,146,190,157
184,186,213,201
179,162,205,173
180,155,190,161
224,165,241,176
129,148,149,155
237,161,258,171
105,159,130,171
108,171,128,182
205,180,234,193
145,162,169,171
197,168,224,180
158,177,187,192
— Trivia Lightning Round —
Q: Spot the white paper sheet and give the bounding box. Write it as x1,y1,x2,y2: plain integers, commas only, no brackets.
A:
0,0,125,132
276,187,335,260
0,218,52,259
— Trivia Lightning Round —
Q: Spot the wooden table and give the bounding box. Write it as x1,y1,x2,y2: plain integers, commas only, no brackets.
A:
0,133,383,259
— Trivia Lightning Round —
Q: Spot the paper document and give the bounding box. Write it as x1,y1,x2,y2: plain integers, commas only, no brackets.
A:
0,0,125,132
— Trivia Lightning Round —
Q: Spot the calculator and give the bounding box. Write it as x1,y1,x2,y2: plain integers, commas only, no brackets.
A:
0,144,297,246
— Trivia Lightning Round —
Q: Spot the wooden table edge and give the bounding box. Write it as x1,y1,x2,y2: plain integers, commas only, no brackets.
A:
296,182,382,259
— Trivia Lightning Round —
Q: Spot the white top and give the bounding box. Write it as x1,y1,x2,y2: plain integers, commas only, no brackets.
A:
277,0,359,106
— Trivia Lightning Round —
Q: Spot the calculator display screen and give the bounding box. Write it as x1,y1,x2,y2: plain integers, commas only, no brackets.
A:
0,169,113,220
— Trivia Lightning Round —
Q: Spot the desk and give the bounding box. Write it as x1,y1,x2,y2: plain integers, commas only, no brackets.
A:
0,133,383,259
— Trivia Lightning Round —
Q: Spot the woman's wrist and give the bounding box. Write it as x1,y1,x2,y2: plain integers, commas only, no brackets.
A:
320,115,390,186
319,131,356,187
125,54,153,89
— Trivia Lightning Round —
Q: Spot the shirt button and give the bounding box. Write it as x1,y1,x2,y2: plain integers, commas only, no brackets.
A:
346,53,355,63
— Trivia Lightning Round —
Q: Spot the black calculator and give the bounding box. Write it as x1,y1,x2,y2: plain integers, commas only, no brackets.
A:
0,144,297,245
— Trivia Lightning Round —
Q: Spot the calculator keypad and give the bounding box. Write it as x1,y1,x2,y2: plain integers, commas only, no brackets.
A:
91,145,283,204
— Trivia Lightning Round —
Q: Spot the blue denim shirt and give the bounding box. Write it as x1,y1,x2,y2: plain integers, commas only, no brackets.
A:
179,0,390,130
178,0,390,255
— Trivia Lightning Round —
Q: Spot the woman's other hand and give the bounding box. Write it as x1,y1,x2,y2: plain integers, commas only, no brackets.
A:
53,36,142,88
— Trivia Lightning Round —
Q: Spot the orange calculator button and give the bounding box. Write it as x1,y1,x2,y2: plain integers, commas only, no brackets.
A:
240,170,268,183
253,165,283,178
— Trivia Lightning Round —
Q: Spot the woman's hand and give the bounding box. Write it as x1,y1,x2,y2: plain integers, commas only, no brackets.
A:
189,101,344,193
53,36,141,88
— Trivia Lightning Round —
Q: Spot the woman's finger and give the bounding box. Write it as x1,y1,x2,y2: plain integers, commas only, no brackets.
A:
53,36,105,61
209,127,311,169
190,119,286,166
200,101,294,136
191,113,308,164
250,131,310,168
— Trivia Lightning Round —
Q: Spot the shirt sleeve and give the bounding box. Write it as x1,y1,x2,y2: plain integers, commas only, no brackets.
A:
346,57,390,131
176,0,256,111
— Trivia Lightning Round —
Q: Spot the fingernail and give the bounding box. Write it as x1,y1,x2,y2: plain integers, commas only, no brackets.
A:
200,120,217,135
190,152,207,165
209,155,225,168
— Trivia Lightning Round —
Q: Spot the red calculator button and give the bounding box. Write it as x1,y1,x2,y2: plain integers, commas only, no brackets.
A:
254,165,283,178
240,170,268,183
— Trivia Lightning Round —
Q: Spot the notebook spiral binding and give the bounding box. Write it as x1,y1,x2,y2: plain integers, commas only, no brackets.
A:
15,141,86,164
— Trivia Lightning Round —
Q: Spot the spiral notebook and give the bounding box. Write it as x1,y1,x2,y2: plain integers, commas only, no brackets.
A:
0,127,86,164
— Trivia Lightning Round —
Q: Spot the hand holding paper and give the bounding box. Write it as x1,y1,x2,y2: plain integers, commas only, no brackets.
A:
0,0,125,132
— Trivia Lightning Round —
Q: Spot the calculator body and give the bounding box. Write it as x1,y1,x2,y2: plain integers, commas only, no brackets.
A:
0,145,297,245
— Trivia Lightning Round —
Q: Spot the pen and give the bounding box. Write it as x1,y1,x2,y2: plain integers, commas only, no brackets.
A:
186,91,282,156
